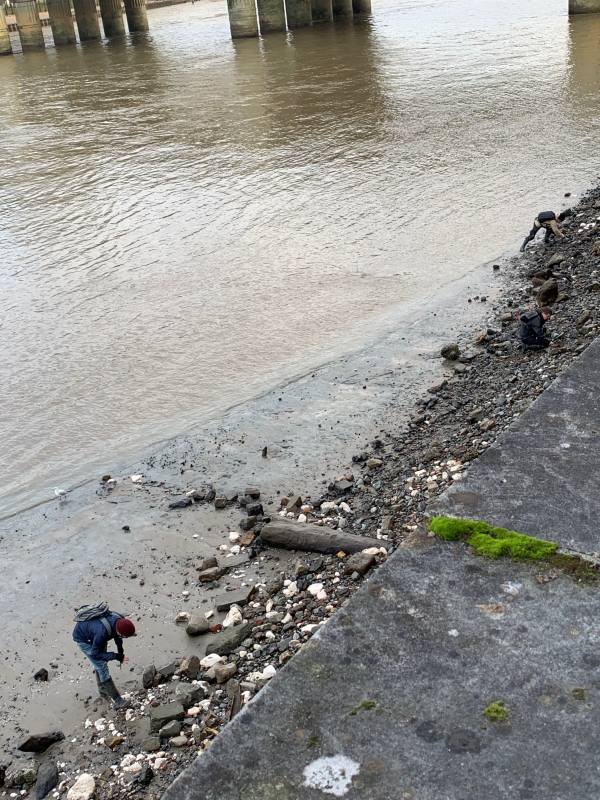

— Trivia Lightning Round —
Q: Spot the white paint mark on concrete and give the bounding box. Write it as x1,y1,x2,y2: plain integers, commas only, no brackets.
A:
303,755,360,797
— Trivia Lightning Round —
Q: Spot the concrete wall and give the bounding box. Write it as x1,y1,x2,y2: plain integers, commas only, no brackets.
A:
569,0,600,12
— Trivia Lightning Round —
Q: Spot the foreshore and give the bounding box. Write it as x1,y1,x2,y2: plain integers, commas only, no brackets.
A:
2,183,600,799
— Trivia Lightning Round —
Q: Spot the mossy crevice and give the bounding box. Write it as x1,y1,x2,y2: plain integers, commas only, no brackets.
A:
349,699,377,716
484,701,510,722
429,516,557,560
429,516,599,580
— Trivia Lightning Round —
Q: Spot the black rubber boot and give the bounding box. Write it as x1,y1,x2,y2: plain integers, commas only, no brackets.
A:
95,670,110,700
100,677,127,709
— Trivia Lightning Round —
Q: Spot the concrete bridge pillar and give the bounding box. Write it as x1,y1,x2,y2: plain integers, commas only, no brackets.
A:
332,0,352,18
72,0,101,39
13,0,45,49
0,4,13,54
256,0,286,32
47,0,77,44
123,0,148,31
286,0,311,28
311,0,332,21
99,0,125,35
569,0,600,12
227,0,259,37
352,0,370,14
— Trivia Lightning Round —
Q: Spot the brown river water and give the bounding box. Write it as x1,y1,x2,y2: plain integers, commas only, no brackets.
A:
1,0,599,517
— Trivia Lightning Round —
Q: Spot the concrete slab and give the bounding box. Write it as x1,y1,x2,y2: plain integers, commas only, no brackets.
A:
163,537,600,800
432,337,600,556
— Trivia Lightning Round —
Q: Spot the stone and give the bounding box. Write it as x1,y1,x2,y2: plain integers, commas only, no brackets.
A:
546,252,565,267
150,702,186,733
136,764,154,786
186,614,209,637
198,566,225,582
343,552,377,576
35,762,59,799
18,731,65,753
441,343,460,360
366,458,383,469
246,501,264,517
214,586,256,611
141,736,161,752
205,487,216,502
205,622,253,656
67,774,95,800
214,663,237,684
286,495,303,511
142,665,157,689
334,479,354,492
156,661,179,681
34,668,49,682
104,734,124,750
261,521,390,556
199,556,218,571
240,531,256,547
178,655,201,680
5,760,38,788
170,735,189,748
169,497,193,509
244,487,261,499
159,720,182,739
239,516,257,531
576,310,593,328
214,496,228,509
537,278,559,305
218,552,250,570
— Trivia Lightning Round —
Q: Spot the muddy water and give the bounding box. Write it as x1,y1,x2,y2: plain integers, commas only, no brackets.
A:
1,0,599,516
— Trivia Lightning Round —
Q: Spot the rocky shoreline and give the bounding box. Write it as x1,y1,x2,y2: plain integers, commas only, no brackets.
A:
2,183,600,800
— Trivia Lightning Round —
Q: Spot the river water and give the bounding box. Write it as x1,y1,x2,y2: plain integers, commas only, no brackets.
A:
1,0,599,516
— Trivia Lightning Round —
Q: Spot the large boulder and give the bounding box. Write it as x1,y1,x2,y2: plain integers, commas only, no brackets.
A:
35,762,59,800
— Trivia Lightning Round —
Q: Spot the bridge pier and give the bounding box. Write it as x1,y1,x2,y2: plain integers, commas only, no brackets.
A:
332,0,353,18
352,0,370,14
256,0,286,32
228,0,259,37
0,4,13,54
286,0,311,28
47,0,77,44
13,0,45,49
569,0,600,11
73,0,101,39
123,0,149,31
99,0,126,35
311,0,332,21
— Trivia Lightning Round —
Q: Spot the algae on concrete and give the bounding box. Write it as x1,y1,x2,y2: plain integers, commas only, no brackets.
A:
429,516,558,560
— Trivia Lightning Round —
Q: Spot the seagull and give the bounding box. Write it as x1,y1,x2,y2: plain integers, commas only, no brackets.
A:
54,487,68,503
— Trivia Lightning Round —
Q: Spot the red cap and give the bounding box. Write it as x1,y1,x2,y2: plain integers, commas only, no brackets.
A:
115,618,136,637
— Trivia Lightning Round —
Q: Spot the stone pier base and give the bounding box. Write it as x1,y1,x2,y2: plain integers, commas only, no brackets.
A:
123,0,149,31
47,0,77,44
311,0,332,21
286,0,311,28
14,0,45,49
332,0,352,18
569,0,600,12
99,0,125,35
73,0,101,39
352,0,370,14
227,0,259,37
256,0,286,31
0,5,13,54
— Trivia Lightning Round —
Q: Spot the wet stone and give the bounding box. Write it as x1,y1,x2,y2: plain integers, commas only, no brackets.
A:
343,552,376,576
150,702,185,733
214,586,255,611
205,622,253,656
214,496,228,509
18,731,65,753
141,736,161,753
35,762,58,800
159,720,182,739
169,497,193,510
34,668,49,682
186,614,209,637
142,665,157,689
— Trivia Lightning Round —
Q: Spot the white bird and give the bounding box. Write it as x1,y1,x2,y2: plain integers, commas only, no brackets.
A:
54,487,68,503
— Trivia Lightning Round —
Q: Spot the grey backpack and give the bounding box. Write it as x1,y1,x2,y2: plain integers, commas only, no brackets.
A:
74,602,119,636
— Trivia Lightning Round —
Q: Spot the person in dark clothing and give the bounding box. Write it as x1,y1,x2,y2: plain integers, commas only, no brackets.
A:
519,306,551,351
73,610,136,708
520,211,566,252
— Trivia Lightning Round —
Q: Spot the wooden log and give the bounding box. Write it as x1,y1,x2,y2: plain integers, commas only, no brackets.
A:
260,521,389,555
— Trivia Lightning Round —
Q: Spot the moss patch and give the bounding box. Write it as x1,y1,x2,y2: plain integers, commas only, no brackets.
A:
350,700,377,716
429,516,558,560
307,735,320,748
484,701,510,722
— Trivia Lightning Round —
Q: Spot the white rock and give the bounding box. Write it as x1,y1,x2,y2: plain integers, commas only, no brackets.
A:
278,509,288,517
120,754,136,768
200,653,224,669
316,589,328,601
122,762,142,775
283,581,298,598
242,691,252,704
265,630,275,640
282,612,292,624
230,544,241,555
308,583,324,596
301,623,320,634
297,514,307,523
67,774,95,800
229,531,240,543
448,629,459,637
265,599,274,613
187,707,201,717
153,758,168,770
320,501,338,512
219,544,229,551
339,502,352,514
222,604,243,628
130,474,143,483
262,665,276,680
362,547,380,556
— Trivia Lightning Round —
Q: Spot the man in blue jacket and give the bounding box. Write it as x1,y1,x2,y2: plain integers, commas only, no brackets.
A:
73,604,136,709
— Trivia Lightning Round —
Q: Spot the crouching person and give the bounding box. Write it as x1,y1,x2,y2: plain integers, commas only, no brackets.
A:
519,306,552,351
73,603,136,709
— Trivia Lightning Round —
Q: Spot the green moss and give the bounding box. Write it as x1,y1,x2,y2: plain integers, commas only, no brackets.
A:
484,701,509,722
429,516,558,560
350,699,377,716
307,735,320,748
